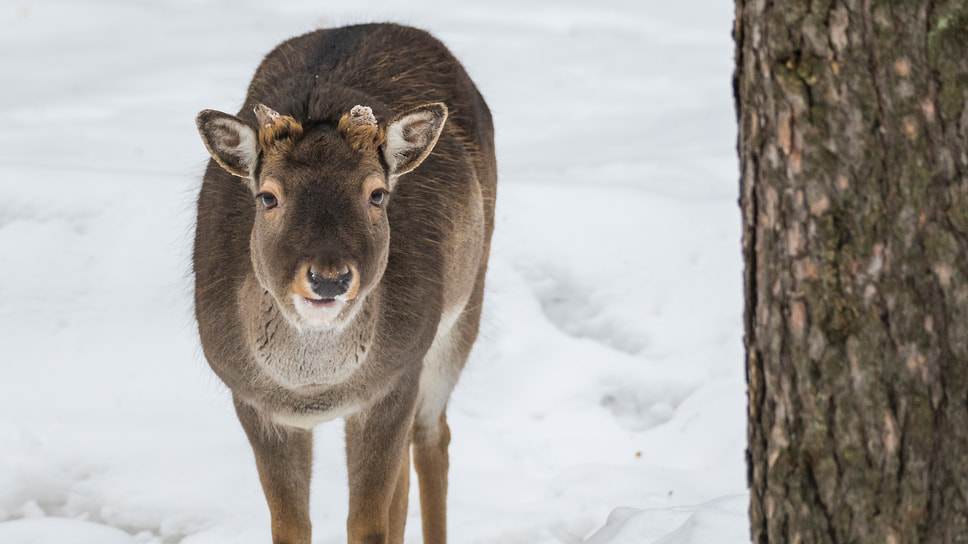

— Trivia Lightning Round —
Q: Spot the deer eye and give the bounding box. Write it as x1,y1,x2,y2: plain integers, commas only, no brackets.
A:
369,188,388,207
257,193,278,209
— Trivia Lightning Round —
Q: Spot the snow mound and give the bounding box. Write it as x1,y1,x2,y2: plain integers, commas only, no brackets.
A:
0,518,135,544
584,495,749,544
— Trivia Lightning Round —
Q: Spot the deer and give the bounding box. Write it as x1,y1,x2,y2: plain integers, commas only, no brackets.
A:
192,23,495,544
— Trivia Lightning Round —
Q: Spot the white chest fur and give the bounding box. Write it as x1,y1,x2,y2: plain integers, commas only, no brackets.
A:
241,286,373,391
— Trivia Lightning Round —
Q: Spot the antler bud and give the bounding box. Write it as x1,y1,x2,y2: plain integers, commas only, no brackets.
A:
253,104,303,150
254,104,282,128
348,105,378,126
338,105,386,152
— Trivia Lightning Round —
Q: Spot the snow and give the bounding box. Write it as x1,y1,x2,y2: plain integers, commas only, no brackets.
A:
0,0,746,543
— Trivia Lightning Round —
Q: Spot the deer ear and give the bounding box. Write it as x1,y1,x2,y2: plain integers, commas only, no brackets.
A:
196,110,259,179
383,103,447,177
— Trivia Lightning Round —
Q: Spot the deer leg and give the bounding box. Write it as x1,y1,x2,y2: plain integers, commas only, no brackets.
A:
344,386,416,544
234,397,313,544
387,441,412,544
411,295,483,544
413,412,451,544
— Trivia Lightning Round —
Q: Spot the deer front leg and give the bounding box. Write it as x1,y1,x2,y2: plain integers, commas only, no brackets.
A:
234,397,313,544
344,386,416,544
388,443,411,544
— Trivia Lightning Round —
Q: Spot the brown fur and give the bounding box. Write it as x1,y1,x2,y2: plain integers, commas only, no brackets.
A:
343,267,361,301
193,23,496,544
290,277,316,301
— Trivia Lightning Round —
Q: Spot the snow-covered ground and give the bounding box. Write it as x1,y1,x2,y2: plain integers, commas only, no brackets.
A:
0,1,746,542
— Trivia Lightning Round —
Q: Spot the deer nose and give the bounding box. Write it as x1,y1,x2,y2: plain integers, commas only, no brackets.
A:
307,267,353,299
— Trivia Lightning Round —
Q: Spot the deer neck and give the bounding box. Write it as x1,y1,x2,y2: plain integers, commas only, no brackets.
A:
239,275,379,390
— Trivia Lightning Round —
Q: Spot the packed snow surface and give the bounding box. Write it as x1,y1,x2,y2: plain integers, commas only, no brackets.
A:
0,0,746,542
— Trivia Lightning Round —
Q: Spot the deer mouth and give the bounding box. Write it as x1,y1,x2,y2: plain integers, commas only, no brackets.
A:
303,296,339,307
290,293,349,329
288,264,362,328
298,295,348,313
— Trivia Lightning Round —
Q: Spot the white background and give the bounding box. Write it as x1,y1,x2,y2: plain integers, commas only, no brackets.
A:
0,1,747,542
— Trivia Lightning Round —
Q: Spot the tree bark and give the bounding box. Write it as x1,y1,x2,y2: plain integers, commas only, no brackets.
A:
736,1,968,542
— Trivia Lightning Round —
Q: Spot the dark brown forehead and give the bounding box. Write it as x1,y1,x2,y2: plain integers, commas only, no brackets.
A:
258,128,383,191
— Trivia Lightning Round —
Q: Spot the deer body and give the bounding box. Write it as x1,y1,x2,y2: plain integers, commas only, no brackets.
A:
193,23,494,544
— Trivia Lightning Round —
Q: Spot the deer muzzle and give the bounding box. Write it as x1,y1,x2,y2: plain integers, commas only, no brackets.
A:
308,267,354,300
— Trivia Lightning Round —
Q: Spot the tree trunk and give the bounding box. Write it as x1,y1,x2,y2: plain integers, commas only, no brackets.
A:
735,1,968,542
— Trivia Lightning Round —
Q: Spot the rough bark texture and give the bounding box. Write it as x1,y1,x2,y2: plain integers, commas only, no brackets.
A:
736,1,968,542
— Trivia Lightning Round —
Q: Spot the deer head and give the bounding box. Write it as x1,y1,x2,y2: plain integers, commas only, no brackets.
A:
196,102,448,329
